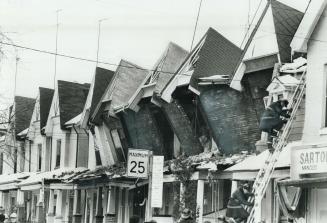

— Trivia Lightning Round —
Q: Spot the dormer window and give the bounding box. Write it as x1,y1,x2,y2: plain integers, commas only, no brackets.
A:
55,139,61,168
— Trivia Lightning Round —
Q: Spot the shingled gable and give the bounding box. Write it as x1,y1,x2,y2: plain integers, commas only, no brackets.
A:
126,42,188,112
57,80,90,130
189,27,242,92
14,96,35,136
161,27,241,101
39,87,54,133
271,0,304,63
101,59,148,114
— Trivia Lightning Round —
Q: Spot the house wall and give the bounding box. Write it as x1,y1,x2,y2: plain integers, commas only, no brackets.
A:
121,103,164,156
49,117,68,170
199,85,261,154
161,100,203,156
302,6,327,144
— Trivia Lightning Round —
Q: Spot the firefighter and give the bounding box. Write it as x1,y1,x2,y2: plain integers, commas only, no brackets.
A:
226,183,254,223
259,99,292,152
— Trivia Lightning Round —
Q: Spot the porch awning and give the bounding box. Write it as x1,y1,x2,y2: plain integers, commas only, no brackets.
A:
18,167,88,190
278,177,327,188
0,172,32,191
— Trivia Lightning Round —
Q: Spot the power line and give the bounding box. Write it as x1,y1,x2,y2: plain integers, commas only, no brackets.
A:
190,0,203,51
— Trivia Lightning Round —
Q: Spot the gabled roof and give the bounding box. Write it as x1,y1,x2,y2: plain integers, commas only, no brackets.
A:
14,96,35,136
98,60,148,115
125,42,188,111
291,0,327,53
231,0,305,90
161,27,241,101
57,80,90,130
90,67,115,117
80,67,115,127
39,87,54,132
271,0,304,62
189,27,242,91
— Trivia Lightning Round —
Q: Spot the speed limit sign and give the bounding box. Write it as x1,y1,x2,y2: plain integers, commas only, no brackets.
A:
127,149,150,178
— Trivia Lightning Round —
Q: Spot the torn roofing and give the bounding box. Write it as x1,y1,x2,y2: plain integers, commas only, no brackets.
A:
271,0,304,63
14,96,35,136
101,59,148,113
39,87,54,131
57,80,90,129
89,67,115,117
188,27,242,91
126,42,188,110
155,42,189,94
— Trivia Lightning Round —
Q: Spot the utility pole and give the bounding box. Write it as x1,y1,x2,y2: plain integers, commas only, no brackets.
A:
54,9,62,89
96,18,108,66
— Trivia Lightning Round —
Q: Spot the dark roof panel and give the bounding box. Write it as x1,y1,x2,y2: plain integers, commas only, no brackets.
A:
39,87,54,132
57,80,90,129
90,67,115,117
271,0,304,63
14,96,35,135
189,27,242,91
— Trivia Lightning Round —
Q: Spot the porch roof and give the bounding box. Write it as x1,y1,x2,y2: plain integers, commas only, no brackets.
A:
225,141,301,172
18,167,88,187
0,172,32,191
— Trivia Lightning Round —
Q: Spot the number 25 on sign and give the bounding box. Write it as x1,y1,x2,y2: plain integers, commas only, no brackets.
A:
127,149,150,178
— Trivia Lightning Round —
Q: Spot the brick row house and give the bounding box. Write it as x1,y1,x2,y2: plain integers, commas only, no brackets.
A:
0,1,314,223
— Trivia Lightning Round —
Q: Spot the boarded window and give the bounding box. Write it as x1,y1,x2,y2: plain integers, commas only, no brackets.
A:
55,140,61,168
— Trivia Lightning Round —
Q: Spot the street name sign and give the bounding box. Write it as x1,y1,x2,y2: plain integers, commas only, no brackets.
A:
127,149,150,178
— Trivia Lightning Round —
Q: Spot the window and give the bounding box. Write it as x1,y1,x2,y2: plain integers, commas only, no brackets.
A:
94,137,102,166
37,144,42,171
55,140,61,168
0,153,3,174
111,129,126,161
13,148,17,173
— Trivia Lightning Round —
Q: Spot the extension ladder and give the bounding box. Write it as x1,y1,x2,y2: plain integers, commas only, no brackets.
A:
246,69,307,223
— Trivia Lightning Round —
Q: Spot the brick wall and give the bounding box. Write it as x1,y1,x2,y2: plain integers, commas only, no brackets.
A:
199,85,261,154
121,103,164,155
162,100,203,156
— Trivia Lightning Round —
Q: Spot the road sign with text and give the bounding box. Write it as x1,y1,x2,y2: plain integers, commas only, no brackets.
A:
127,149,150,178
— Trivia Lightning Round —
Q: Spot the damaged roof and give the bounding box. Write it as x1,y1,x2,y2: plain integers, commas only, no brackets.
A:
189,27,242,91
98,59,148,115
89,67,115,117
271,0,304,63
125,42,188,111
57,80,90,129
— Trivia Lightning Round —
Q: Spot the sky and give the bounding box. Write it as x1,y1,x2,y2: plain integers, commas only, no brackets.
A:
0,0,309,109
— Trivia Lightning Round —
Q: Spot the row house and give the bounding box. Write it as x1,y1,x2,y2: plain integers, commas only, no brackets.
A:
0,2,310,223
275,0,327,222
225,1,307,223
13,81,90,223
0,95,35,222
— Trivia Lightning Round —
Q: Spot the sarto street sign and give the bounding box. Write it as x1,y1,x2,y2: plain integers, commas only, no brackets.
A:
127,149,150,178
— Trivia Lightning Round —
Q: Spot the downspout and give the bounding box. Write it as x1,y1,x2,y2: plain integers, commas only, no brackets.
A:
72,124,79,168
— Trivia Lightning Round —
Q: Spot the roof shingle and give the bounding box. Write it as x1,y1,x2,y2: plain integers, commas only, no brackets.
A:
57,80,90,129
39,87,54,132
14,96,35,136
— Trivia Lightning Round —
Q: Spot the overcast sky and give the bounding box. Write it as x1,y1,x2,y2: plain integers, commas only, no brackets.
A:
0,0,309,108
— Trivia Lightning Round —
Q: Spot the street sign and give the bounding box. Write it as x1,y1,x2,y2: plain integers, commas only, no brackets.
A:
127,149,150,178
151,156,164,208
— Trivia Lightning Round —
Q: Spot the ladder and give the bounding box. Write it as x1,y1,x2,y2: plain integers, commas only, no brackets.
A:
246,69,306,223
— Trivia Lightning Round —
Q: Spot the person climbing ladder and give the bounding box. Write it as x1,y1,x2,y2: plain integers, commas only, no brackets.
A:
259,99,292,152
